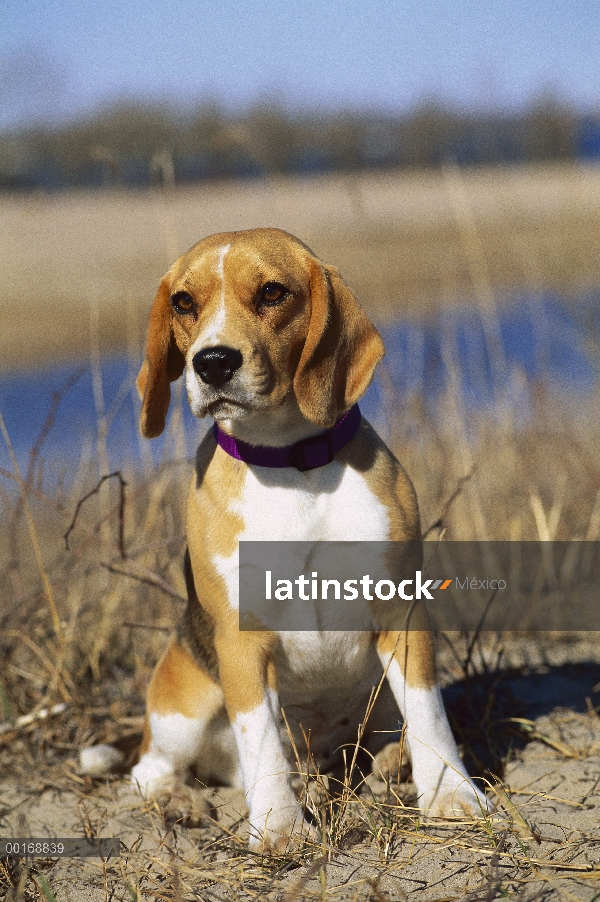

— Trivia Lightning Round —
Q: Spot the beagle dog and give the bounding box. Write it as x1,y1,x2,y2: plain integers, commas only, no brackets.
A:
129,228,486,850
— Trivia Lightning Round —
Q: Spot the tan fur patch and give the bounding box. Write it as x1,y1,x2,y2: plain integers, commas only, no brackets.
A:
215,631,278,717
147,639,222,719
377,630,437,689
137,276,185,438
294,261,385,427
183,431,278,717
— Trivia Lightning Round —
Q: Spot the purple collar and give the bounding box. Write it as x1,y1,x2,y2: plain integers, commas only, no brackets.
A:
213,404,361,472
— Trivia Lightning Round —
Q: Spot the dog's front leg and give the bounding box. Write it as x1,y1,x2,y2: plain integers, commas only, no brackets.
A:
377,630,488,816
216,631,314,852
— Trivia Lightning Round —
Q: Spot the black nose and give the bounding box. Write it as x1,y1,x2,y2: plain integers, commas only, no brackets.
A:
192,346,243,387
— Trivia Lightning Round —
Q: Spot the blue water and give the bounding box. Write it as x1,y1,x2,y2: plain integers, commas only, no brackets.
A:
368,294,599,411
1,294,598,488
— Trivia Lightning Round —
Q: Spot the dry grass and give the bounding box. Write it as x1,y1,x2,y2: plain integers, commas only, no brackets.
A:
1,163,600,899
1,371,600,899
2,163,600,369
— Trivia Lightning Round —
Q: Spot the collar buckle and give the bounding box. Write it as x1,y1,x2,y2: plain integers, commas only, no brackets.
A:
288,432,335,471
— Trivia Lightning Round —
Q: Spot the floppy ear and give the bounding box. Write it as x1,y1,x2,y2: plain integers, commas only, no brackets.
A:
136,276,185,438
293,261,385,427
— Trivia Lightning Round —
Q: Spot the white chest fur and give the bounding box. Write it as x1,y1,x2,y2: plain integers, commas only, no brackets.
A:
208,458,391,731
212,459,390,612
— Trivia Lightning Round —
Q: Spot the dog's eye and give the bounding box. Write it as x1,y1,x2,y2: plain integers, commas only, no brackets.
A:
259,282,289,307
171,291,195,314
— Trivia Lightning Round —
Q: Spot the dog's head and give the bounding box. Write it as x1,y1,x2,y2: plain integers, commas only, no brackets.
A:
136,228,384,439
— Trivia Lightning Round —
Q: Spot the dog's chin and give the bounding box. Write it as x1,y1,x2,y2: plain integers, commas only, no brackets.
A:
189,385,289,423
207,399,253,421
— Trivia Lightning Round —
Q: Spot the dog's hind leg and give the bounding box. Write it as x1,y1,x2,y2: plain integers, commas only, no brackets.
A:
131,638,230,798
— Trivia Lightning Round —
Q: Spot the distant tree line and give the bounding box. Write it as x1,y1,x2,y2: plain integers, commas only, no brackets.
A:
1,95,600,190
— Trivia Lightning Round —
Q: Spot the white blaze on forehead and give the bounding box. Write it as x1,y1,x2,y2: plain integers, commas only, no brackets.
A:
197,242,231,347
216,243,230,297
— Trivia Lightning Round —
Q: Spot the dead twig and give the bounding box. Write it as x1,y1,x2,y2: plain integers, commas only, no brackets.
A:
64,471,127,557
423,465,476,539
121,621,173,632
463,588,499,678
102,561,186,604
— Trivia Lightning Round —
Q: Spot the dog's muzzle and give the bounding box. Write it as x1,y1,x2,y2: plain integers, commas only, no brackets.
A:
193,346,243,387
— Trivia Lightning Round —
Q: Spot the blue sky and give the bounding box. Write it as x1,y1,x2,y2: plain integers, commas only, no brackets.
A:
2,0,599,128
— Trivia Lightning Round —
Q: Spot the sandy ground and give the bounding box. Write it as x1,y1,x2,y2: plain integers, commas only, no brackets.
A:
2,639,600,901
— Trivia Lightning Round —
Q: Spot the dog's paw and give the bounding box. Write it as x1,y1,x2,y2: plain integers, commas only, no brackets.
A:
248,804,318,855
420,774,489,818
131,759,209,827
156,783,210,829
131,751,177,798
371,741,411,784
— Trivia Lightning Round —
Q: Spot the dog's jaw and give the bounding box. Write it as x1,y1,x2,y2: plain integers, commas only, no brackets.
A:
185,362,326,447
217,395,326,447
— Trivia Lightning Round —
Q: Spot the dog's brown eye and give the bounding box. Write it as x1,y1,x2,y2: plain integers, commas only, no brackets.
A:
171,291,195,314
259,282,289,307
